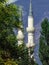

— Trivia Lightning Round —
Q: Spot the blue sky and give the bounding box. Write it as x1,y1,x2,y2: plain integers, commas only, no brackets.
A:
8,0,49,65
15,0,49,24
8,0,49,25
15,0,49,65
14,0,49,43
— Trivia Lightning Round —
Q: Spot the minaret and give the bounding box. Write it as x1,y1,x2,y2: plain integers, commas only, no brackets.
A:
26,0,35,48
17,7,24,46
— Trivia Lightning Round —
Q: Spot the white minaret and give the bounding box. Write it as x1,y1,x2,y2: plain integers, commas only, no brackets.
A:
17,7,24,46
26,0,35,48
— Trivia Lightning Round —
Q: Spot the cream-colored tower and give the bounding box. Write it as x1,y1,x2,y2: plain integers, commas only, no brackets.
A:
17,28,24,46
26,0,35,48
17,7,24,46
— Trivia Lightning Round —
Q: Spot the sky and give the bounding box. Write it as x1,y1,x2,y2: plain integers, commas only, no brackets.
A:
8,0,49,65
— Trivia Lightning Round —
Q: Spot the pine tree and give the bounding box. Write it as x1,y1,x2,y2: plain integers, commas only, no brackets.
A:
39,18,49,65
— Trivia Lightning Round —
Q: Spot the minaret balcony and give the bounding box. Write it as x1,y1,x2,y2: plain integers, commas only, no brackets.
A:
26,27,34,32
17,35,24,40
26,43,35,48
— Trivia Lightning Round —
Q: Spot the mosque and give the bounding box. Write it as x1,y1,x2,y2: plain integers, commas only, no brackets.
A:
17,0,35,59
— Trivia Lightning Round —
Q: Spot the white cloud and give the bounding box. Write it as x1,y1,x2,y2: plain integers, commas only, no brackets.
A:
7,0,18,4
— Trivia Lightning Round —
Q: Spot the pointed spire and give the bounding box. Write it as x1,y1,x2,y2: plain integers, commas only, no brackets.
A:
19,6,22,21
19,6,23,29
29,0,32,16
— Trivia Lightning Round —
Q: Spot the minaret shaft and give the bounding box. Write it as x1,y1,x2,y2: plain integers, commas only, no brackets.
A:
26,16,34,47
26,0,35,48
17,7,24,46
28,33,34,45
28,16,34,28
17,29,24,46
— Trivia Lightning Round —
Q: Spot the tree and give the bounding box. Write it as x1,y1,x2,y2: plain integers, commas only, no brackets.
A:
0,0,6,3
39,18,49,65
0,0,38,65
0,0,22,64
16,43,38,65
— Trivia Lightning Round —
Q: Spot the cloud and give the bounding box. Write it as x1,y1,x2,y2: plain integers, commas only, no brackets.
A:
7,0,18,4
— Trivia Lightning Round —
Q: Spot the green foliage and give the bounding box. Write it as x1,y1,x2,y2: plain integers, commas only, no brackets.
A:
0,1,20,59
17,44,38,65
0,0,7,3
16,44,29,65
0,0,21,64
0,0,38,65
39,18,49,65
0,58,18,65
4,59,18,65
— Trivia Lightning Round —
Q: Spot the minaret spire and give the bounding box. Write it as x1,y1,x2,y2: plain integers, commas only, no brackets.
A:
29,0,32,16
19,6,22,21
26,0,35,48
17,7,24,46
26,0,35,61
